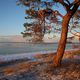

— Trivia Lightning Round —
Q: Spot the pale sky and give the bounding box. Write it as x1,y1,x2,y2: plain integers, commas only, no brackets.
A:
0,0,79,36
0,0,66,36
0,0,26,36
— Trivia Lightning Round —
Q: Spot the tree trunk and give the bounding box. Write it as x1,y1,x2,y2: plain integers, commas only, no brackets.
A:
53,3,80,67
53,4,79,67
53,14,71,67
53,4,79,66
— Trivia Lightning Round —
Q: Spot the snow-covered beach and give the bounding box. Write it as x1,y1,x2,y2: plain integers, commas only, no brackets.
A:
0,49,80,80
0,50,56,62
0,49,79,62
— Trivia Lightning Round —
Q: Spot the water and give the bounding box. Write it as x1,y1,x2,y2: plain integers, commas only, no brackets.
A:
0,42,72,55
0,42,78,61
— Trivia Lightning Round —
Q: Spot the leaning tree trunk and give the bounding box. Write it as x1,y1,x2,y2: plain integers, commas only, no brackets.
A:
53,14,71,67
53,3,79,67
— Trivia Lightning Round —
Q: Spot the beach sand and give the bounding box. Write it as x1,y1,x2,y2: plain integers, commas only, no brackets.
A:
0,49,80,80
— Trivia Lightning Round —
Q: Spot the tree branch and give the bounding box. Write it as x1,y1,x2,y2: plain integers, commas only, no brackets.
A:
70,0,80,7
53,0,70,12
65,0,71,5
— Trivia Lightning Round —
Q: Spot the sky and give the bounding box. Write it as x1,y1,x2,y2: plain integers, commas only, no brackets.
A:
0,0,79,36
0,0,26,36
0,0,66,36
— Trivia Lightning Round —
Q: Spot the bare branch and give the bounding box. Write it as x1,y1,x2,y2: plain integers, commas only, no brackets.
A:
54,0,70,12
65,0,71,5
70,0,80,7
71,1,80,13
70,28,80,37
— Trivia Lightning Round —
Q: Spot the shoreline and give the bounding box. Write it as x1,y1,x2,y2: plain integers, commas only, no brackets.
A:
0,49,79,63
0,42,80,44
0,49,80,80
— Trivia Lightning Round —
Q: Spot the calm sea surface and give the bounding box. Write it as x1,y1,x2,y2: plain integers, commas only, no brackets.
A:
0,42,74,55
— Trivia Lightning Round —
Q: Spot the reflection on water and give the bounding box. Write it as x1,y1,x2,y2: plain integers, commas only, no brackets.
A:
0,42,78,55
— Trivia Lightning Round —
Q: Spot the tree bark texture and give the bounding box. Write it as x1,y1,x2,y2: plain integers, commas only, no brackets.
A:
53,15,70,67
53,3,79,67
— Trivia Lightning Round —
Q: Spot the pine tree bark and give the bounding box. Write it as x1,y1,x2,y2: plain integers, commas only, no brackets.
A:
53,3,79,67
53,14,70,67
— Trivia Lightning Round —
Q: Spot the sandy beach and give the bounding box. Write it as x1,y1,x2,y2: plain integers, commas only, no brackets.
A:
0,49,80,80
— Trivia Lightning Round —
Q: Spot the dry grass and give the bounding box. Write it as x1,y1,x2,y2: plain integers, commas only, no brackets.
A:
34,49,80,60
0,49,80,80
3,68,16,75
